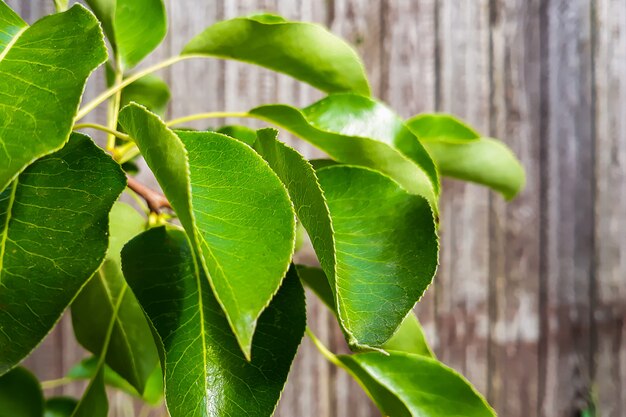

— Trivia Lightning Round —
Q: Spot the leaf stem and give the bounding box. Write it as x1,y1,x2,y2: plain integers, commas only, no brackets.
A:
305,327,346,369
107,68,124,151
165,111,252,127
76,55,201,122
127,177,171,213
73,123,131,141
41,377,74,390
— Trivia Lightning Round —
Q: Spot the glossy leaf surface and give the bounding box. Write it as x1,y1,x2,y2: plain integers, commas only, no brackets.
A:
119,104,296,357
0,367,43,417
0,4,107,192
72,203,158,395
407,113,525,199
122,227,306,417
317,166,438,350
339,352,495,417
0,2,26,54
250,94,439,208
182,14,370,95
85,0,166,68
0,133,125,375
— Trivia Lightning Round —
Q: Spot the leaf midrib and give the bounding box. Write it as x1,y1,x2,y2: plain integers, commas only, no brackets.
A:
189,245,209,405
0,179,18,283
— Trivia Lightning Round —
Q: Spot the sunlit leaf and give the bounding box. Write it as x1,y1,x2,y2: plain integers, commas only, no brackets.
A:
0,4,107,192
407,113,525,199
119,104,296,358
0,134,125,376
122,227,306,417
182,14,370,95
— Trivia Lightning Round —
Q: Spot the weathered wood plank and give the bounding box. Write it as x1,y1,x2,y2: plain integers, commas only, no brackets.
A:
489,0,542,415
593,1,626,416
540,0,595,415
436,0,491,396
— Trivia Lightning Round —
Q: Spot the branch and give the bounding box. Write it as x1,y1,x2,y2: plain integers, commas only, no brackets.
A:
127,177,171,213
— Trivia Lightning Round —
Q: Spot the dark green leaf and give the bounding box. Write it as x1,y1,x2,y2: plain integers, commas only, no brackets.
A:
0,367,43,417
70,367,107,417
85,0,166,69
122,227,306,417
0,133,126,376
383,313,435,358
0,4,108,192
407,114,525,199
72,202,159,395
317,166,438,350
119,104,296,358
250,94,439,209
295,265,335,312
182,15,370,95
339,352,495,417
44,397,77,417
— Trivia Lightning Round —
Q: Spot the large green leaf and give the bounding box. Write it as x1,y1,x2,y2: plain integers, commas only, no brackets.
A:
118,104,296,358
85,0,166,69
407,113,525,199
122,227,306,417
0,133,125,375
182,14,370,95
0,4,107,192
72,202,159,395
249,94,439,209
0,367,43,417
317,166,438,350
339,352,495,417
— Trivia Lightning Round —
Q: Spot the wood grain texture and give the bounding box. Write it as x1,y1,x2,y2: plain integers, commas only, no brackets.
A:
8,1,626,416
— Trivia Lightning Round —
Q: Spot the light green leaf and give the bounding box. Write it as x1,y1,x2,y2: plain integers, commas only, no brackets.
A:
85,0,166,69
182,14,370,95
317,166,438,350
107,65,171,116
0,2,26,54
72,202,159,395
339,352,495,417
52,0,70,12
0,133,126,376
0,4,108,192
217,125,257,146
122,227,306,417
44,397,78,417
250,94,439,209
383,313,435,358
407,113,525,199
0,367,43,417
118,104,296,358
70,367,107,417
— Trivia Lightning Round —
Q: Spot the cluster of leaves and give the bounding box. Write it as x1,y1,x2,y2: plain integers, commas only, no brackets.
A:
0,1,524,416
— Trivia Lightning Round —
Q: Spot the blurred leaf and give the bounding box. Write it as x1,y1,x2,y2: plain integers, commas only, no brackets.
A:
0,367,43,417
182,14,370,95
44,397,77,417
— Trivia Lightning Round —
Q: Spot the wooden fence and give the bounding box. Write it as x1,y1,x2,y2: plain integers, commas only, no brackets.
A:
8,1,626,416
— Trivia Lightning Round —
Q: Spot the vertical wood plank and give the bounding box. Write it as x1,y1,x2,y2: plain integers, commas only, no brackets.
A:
540,0,595,415
489,0,542,415
436,0,492,396
593,1,626,415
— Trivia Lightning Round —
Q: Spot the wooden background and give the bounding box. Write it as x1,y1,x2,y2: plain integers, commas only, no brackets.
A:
7,1,625,416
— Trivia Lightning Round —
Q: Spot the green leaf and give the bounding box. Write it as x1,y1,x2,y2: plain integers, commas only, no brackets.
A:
182,14,370,95
407,114,525,199
72,202,159,395
0,2,26,54
0,367,44,417
339,352,495,417
44,397,78,417
52,0,70,12
383,313,435,358
317,166,438,350
107,65,171,116
70,367,107,417
0,133,126,376
250,94,439,209
66,357,137,397
122,226,306,417
217,125,257,146
296,265,335,312
85,0,166,69
118,104,296,358
0,4,108,192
